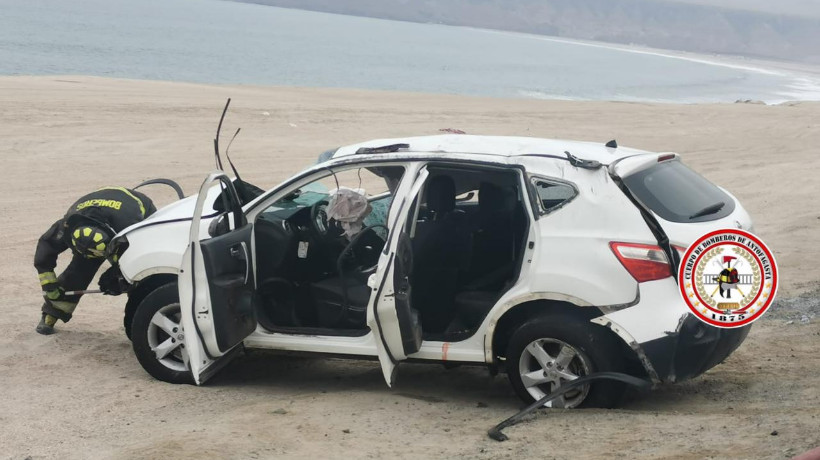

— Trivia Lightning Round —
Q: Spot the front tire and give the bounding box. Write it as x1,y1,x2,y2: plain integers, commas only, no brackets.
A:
124,275,177,341
506,315,626,408
131,282,193,384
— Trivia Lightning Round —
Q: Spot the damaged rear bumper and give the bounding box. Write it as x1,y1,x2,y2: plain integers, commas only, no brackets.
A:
640,315,751,383
590,278,751,384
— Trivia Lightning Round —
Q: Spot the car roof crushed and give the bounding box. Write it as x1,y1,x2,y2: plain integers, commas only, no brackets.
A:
331,134,652,166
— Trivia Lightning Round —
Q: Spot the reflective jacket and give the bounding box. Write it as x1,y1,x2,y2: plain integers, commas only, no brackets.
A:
34,187,156,274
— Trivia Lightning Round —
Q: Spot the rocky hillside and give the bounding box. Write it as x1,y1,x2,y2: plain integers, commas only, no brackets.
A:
233,0,820,64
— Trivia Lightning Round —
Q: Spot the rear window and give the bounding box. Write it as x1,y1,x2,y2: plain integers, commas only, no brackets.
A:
623,161,735,223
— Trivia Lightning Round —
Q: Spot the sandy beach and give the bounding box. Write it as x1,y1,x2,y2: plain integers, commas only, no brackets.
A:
0,76,818,459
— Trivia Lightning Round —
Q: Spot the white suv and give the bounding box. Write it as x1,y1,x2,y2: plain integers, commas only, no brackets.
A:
115,135,754,408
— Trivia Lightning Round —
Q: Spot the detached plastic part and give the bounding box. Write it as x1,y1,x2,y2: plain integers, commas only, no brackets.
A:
134,178,185,200
487,372,651,441
564,151,603,170
355,143,409,155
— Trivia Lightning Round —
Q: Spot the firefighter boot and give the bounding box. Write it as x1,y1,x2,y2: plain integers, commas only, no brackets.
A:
38,299,77,335
36,314,57,335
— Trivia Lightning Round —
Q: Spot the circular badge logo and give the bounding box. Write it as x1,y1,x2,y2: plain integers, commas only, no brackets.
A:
678,229,777,328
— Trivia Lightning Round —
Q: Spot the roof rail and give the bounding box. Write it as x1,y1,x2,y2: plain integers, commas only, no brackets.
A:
355,143,410,155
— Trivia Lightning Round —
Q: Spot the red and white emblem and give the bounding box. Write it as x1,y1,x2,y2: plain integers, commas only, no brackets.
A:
678,229,777,328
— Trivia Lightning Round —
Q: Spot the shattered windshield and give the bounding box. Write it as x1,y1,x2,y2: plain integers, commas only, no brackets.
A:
273,182,330,210
262,166,404,227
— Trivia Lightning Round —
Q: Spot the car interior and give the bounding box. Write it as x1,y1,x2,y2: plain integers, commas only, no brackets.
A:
250,162,529,343
410,165,529,341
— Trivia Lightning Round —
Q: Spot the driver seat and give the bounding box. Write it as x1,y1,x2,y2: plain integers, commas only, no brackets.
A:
310,227,385,329
311,276,370,328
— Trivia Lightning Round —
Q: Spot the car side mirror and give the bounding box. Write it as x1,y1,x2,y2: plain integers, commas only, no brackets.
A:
208,212,230,237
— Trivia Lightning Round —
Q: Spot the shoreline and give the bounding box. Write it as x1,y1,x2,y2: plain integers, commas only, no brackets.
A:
5,0,820,106
243,2,820,78
4,74,820,106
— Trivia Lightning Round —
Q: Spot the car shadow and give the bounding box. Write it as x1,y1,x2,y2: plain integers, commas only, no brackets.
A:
58,327,700,412
202,349,705,412
207,349,521,408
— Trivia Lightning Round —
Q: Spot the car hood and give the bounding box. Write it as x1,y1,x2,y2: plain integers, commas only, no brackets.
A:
117,185,221,237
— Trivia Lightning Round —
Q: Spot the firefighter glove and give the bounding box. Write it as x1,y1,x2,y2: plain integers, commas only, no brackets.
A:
44,286,66,301
98,266,128,296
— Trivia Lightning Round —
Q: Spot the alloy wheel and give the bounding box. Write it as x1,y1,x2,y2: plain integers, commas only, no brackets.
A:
146,303,189,372
518,338,591,408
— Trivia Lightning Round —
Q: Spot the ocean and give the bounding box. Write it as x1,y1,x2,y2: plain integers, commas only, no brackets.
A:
2,0,819,103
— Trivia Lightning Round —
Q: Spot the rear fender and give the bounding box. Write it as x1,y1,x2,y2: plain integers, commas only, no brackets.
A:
483,292,612,362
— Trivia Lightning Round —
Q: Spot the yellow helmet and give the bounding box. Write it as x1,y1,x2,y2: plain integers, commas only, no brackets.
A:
71,225,111,259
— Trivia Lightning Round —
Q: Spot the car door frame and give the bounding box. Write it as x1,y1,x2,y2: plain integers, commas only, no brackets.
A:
179,171,257,384
366,165,429,386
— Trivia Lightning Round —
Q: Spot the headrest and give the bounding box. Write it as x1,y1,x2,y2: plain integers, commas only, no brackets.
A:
427,175,455,213
479,182,514,213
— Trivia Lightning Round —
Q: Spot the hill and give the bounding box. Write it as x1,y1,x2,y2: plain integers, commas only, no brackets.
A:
233,0,820,64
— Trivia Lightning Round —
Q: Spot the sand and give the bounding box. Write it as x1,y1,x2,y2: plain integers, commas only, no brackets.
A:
0,76,818,459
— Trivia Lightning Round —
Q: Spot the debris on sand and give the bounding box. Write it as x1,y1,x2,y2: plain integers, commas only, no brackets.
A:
767,289,819,323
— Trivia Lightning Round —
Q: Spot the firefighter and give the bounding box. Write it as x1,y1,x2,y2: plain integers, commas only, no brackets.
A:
35,187,156,335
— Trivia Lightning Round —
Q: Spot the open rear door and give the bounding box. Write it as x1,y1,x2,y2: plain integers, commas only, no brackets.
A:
368,167,429,386
179,172,257,384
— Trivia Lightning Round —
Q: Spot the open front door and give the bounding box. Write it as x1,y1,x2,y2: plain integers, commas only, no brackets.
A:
368,167,429,386
179,172,257,384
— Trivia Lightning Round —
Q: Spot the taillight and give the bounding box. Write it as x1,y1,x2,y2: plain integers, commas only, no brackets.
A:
610,242,672,282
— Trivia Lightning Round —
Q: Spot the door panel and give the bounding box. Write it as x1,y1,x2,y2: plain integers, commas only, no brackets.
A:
179,172,258,384
199,224,256,354
368,166,428,386
393,231,422,356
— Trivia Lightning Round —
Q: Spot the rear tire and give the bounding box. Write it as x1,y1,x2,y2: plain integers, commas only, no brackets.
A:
131,282,193,384
506,315,626,408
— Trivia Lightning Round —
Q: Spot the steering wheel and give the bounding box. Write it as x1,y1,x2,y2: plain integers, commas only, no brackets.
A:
337,225,388,282
327,225,388,327
309,200,343,243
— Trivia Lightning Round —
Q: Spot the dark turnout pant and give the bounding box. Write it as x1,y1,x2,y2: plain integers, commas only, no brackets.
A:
42,254,104,322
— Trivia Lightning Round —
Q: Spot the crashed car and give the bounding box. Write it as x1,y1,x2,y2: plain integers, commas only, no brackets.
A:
114,135,753,408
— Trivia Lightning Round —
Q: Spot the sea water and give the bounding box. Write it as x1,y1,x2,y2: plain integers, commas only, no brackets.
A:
1,0,819,103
